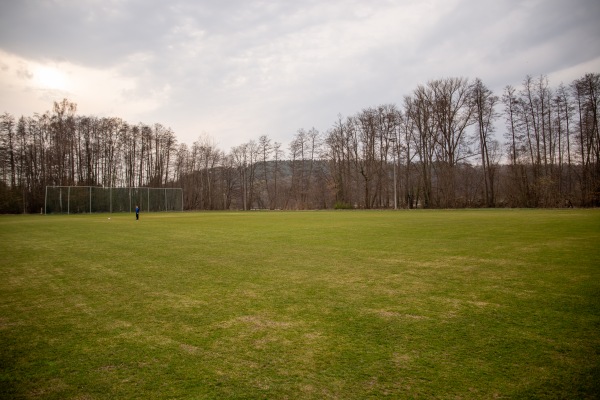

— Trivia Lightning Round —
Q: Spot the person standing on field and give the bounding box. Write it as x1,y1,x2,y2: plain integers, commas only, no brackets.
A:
135,205,140,220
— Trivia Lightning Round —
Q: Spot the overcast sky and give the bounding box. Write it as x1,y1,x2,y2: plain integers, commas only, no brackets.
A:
1,0,599,151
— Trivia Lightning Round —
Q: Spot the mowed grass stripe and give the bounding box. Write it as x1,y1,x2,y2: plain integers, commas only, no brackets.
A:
1,210,599,399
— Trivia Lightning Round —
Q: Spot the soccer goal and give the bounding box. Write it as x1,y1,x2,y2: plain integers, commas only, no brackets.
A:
44,186,183,214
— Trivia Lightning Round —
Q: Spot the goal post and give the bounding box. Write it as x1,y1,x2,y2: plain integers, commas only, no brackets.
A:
44,186,183,214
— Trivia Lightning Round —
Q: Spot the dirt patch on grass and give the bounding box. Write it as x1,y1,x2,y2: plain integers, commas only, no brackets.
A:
27,378,69,398
366,308,430,320
97,364,125,372
180,343,199,354
217,314,296,331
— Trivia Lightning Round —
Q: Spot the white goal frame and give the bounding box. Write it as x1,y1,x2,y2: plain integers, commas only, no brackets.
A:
44,186,183,214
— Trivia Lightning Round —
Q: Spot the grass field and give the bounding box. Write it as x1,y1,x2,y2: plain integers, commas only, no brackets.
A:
1,209,599,399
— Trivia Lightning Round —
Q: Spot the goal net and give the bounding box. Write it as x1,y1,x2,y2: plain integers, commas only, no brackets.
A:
45,186,183,214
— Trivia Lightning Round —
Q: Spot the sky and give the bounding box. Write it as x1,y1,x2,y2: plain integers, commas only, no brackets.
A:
1,0,599,151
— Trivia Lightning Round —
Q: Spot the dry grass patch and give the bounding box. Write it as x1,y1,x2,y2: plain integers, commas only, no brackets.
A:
365,308,430,321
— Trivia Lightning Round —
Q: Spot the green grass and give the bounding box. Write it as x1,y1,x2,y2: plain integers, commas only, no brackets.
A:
1,209,599,399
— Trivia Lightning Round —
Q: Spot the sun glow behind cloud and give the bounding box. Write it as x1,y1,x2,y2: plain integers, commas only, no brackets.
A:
0,49,168,123
32,64,69,91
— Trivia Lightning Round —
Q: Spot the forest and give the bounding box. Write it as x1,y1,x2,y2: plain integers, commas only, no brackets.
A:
1,73,598,213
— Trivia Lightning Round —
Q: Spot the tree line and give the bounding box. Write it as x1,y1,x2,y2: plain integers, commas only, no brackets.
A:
1,73,598,213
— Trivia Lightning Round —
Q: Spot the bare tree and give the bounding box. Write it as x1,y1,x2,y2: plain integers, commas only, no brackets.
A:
0,113,16,188
258,135,273,208
397,108,417,208
405,86,436,208
430,77,476,207
231,141,258,210
272,141,283,209
572,73,600,205
554,83,575,199
472,78,500,207
326,115,355,208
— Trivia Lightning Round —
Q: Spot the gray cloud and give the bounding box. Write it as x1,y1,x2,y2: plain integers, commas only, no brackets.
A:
1,0,599,149
0,0,172,65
